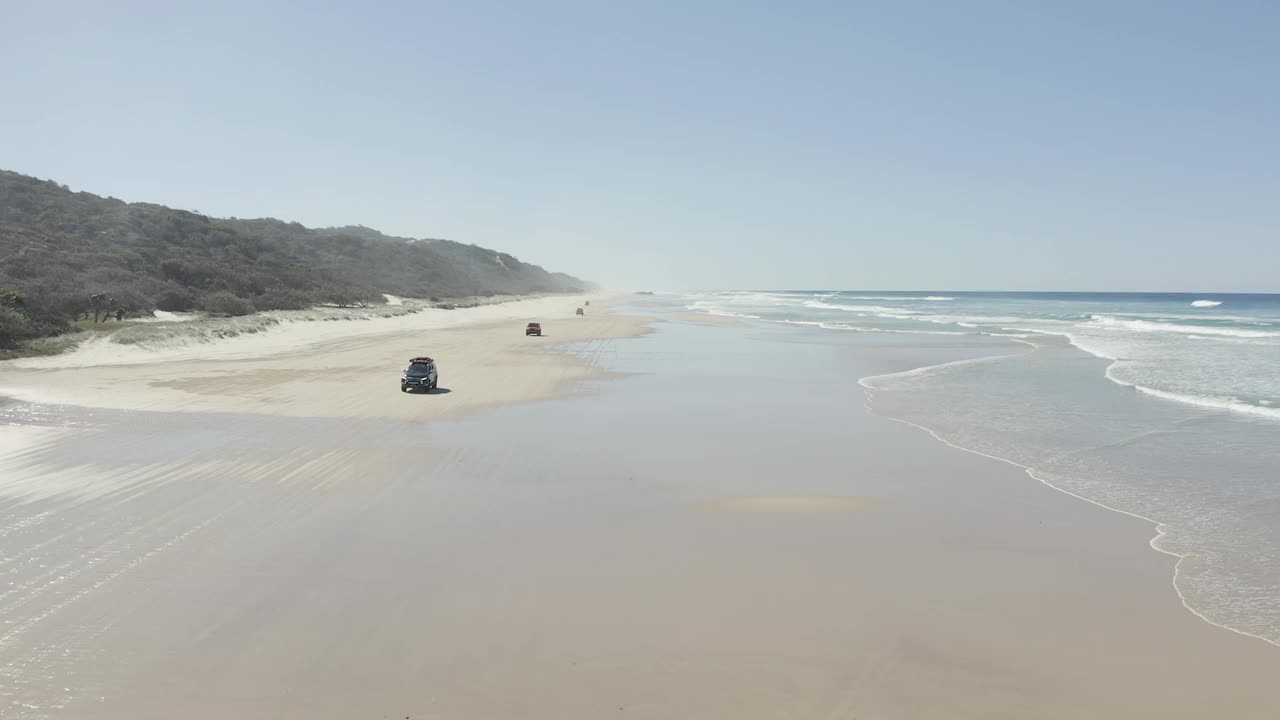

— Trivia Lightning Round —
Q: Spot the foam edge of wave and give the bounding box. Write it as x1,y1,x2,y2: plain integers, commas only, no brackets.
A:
857,381,1280,649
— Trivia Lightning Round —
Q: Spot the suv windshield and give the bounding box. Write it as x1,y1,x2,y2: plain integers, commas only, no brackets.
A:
406,363,432,375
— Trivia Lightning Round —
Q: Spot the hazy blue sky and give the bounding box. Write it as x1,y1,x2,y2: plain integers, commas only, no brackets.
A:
3,1,1277,291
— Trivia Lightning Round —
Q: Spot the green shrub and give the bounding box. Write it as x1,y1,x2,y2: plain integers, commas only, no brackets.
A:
155,288,196,312
254,288,314,311
199,291,256,317
0,307,33,348
0,169,590,343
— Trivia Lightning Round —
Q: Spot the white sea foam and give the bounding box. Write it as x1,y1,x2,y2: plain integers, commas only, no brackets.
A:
778,319,969,336
1088,315,1279,339
1015,324,1280,424
841,295,955,301
1102,370,1280,420
1108,311,1262,322
802,300,918,315
860,349,1032,387
781,320,865,332
918,314,1032,327
715,291,805,305
1191,299,1223,307
801,300,849,311
684,302,762,320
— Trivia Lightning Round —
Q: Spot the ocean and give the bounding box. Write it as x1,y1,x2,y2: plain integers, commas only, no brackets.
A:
681,291,1280,646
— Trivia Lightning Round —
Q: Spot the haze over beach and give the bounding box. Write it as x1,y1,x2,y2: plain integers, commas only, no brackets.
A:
3,2,1280,719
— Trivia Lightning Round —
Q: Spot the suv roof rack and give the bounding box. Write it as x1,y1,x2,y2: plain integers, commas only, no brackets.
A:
409,356,434,364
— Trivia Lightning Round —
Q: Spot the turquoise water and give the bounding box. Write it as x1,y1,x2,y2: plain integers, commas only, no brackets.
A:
683,291,1280,646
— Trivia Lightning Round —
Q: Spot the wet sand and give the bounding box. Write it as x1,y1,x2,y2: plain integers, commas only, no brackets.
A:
1,306,1279,718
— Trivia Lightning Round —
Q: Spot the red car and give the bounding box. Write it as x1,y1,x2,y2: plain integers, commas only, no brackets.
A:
526,322,542,336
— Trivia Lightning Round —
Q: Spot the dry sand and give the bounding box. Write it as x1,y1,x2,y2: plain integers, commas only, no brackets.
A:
2,300,1279,719
0,295,646,420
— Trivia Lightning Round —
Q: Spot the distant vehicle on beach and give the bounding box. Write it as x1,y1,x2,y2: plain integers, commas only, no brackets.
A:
400,356,439,393
526,322,542,336
584,300,590,306
576,307,584,316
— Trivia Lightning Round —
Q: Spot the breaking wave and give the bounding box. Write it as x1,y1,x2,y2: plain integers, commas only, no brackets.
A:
802,301,918,315
1087,315,1278,339
842,295,955,301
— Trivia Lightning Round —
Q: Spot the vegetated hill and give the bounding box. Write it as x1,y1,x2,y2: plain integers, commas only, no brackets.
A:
0,170,589,348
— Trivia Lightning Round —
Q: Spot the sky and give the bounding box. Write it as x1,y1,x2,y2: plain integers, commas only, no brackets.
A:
2,1,1278,292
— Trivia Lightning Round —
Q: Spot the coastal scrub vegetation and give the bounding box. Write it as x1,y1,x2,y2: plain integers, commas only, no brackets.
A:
0,170,587,348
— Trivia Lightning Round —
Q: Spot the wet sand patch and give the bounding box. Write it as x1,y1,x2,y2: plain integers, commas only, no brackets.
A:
702,495,879,514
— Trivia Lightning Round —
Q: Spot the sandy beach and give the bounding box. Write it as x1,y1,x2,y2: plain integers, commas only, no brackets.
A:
2,298,1279,719
0,295,643,420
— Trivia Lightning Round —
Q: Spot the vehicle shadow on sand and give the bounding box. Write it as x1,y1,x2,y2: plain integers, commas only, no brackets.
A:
414,387,452,396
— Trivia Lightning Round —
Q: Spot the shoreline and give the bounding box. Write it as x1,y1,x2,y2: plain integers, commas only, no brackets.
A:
851,323,1280,650
679,293,1280,648
867,404,1280,651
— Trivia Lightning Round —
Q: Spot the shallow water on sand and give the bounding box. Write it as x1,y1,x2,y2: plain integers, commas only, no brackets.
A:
862,334,1280,647
0,322,1019,718
2,314,1279,718
674,292,1280,647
